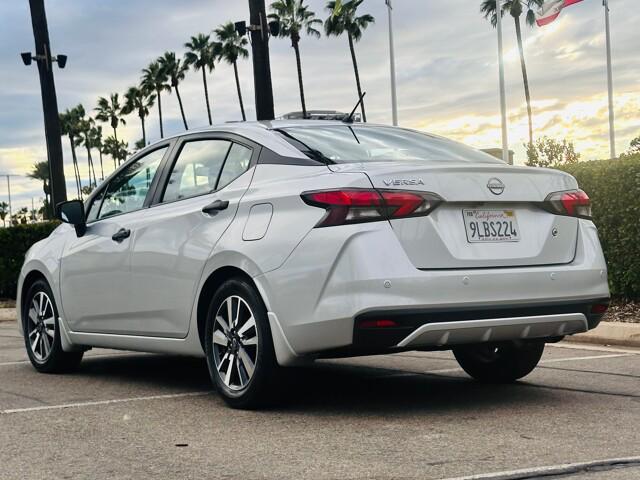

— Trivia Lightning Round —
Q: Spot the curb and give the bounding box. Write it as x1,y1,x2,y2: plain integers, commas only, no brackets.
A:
0,308,16,323
565,321,640,348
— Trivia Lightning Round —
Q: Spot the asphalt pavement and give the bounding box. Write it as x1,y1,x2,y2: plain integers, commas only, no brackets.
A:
1,321,638,480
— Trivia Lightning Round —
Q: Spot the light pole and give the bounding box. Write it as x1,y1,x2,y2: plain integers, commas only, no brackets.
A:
385,0,398,126
22,0,67,212
604,0,616,159
247,0,275,120
495,0,509,164
1,174,18,221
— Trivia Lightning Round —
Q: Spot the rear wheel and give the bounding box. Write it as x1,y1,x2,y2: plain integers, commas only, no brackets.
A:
204,278,278,409
453,341,544,383
23,279,83,373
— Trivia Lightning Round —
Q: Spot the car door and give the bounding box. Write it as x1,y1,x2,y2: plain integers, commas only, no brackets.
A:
60,145,170,334
125,133,258,338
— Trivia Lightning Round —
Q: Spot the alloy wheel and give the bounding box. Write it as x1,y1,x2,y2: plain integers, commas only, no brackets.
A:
26,291,56,363
212,295,259,391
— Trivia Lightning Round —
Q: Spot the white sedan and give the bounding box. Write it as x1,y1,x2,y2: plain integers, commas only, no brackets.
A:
17,121,610,408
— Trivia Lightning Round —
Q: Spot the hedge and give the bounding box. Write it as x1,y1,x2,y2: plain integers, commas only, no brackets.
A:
0,222,59,299
560,154,640,300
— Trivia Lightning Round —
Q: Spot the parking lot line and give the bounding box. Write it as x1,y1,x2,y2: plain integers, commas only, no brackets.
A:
443,456,640,480
1,391,213,415
548,342,640,354
540,353,635,363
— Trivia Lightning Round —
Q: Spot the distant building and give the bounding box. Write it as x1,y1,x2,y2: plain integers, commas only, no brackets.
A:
481,148,514,165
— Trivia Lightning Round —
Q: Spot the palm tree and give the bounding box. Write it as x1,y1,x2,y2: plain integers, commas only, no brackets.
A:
123,85,156,146
103,136,129,167
89,125,105,181
141,61,171,139
103,136,120,169
158,51,190,130
215,22,250,121
269,0,322,118
27,162,52,219
185,33,220,125
59,106,84,198
0,201,8,227
325,0,374,122
95,93,126,143
481,0,543,147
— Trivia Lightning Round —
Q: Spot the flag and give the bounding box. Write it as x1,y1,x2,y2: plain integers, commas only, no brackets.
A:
536,0,584,26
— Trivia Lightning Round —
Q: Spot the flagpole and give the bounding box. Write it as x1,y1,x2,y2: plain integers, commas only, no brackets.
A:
496,0,509,163
604,0,616,159
386,0,398,126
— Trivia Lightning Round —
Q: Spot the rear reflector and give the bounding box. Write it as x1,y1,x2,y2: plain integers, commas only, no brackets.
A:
544,189,592,219
301,189,443,227
358,319,399,329
590,303,609,314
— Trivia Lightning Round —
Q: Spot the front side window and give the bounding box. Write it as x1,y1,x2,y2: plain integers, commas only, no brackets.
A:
96,147,166,220
277,126,503,164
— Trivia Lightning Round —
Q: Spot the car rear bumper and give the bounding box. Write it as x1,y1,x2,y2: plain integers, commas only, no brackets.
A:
258,219,609,363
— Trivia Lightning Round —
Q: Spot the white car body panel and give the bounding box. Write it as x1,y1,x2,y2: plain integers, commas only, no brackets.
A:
16,121,610,367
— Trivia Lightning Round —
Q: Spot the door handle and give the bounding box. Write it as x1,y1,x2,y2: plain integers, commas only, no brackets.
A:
111,228,131,242
202,200,229,215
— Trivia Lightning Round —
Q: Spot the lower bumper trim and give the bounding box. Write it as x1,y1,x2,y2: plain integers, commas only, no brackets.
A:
396,313,588,348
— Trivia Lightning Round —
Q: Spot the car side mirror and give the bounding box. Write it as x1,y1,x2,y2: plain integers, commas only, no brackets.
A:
57,200,86,237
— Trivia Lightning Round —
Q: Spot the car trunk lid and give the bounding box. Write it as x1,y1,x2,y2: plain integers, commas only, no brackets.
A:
329,161,580,269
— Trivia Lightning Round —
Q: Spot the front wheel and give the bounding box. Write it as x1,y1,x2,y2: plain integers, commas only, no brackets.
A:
453,341,544,383
204,278,278,409
23,279,83,373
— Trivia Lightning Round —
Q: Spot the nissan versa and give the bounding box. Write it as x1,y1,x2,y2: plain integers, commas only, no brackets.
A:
16,121,610,408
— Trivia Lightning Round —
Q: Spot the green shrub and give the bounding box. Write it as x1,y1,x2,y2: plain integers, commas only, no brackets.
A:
0,222,59,299
560,154,640,300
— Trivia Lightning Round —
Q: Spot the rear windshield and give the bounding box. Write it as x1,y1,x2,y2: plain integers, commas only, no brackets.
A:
276,125,503,164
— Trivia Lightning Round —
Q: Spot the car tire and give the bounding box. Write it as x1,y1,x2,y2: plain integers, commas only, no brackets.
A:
204,277,279,409
452,341,544,383
23,279,84,373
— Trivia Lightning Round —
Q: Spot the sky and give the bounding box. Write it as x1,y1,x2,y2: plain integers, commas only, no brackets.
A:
0,0,638,213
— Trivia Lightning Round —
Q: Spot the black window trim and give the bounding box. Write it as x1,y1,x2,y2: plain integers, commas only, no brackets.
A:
84,140,175,225
148,131,261,208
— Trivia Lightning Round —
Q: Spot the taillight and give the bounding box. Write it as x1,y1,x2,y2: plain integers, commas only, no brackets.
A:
544,189,592,219
301,189,442,227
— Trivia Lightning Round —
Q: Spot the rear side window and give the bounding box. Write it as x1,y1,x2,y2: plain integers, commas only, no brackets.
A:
162,139,231,202
95,146,166,220
162,139,252,202
218,143,253,190
277,126,502,164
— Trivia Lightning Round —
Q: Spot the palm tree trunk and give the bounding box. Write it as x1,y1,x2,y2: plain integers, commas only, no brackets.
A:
113,127,118,143
69,136,81,198
348,33,366,122
157,89,164,139
515,16,533,147
292,39,307,118
233,61,246,121
175,85,189,130
140,113,147,146
99,149,104,181
86,146,97,187
202,69,212,125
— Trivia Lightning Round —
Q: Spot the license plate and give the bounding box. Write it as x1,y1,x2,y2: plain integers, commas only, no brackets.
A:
463,209,521,243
